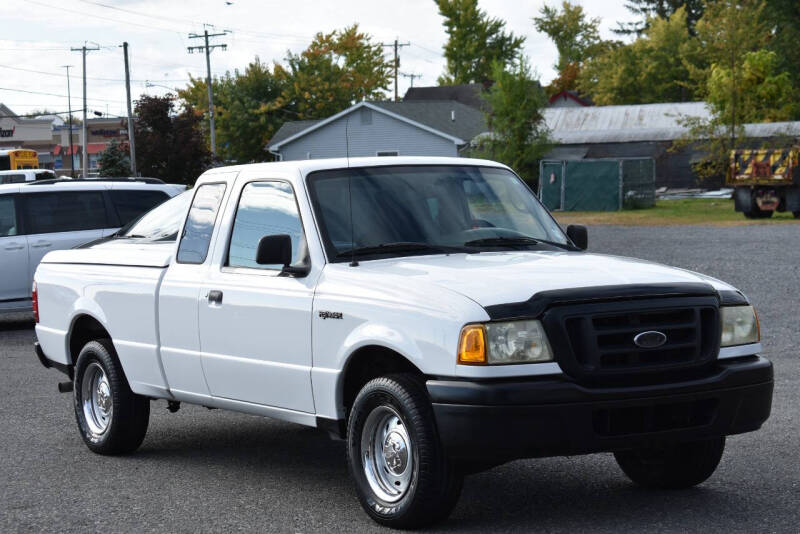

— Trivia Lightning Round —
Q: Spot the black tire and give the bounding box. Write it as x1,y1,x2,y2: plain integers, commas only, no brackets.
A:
793,211,800,219
346,374,463,529
614,437,725,489
73,339,150,455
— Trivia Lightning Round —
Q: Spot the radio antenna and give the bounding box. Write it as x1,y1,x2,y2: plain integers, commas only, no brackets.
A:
345,116,358,266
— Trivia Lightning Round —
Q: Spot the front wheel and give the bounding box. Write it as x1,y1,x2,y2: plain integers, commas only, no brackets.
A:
347,374,462,528
614,437,725,489
73,339,150,455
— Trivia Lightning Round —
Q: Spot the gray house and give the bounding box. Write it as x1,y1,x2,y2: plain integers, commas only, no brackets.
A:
267,100,486,161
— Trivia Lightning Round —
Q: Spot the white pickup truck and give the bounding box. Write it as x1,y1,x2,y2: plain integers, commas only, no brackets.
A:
34,157,773,528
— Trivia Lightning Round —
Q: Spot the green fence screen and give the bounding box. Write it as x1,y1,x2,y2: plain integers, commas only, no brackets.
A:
539,158,655,211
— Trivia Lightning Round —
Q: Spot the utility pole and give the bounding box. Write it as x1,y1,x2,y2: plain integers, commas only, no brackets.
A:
188,29,228,158
122,42,137,177
381,39,409,101
61,65,75,178
400,72,422,88
71,42,100,178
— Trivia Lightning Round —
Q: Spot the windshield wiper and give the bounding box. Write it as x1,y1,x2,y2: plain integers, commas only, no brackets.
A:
335,242,471,259
463,236,542,248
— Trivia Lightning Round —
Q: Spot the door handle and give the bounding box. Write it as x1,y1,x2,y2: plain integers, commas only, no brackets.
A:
31,241,51,249
3,244,24,251
207,290,223,304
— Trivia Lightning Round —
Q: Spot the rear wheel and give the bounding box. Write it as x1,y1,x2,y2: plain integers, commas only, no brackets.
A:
347,374,463,528
793,211,800,219
614,437,725,489
73,339,150,455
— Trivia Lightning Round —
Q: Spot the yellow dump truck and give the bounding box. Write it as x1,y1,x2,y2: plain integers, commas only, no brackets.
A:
728,147,800,218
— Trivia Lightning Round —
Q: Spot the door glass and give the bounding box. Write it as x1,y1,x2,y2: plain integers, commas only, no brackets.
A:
0,196,17,237
228,181,306,269
109,190,170,226
23,191,108,234
177,183,226,264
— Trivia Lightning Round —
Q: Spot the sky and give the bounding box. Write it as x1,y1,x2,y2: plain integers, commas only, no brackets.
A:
0,0,636,119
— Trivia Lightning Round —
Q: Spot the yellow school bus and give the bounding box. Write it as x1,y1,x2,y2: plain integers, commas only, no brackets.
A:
0,149,39,170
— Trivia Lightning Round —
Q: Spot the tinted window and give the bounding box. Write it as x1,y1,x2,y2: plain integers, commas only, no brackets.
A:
0,174,26,184
0,196,17,237
228,181,306,269
110,190,170,225
121,190,191,241
24,191,109,234
177,184,226,264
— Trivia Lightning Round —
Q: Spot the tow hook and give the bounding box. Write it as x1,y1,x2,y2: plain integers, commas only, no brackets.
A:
58,381,73,393
167,400,181,413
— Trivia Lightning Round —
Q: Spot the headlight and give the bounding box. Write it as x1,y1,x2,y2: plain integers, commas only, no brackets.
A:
720,306,760,347
458,320,553,365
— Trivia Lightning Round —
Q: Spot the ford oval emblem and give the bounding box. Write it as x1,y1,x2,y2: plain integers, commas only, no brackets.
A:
633,330,667,349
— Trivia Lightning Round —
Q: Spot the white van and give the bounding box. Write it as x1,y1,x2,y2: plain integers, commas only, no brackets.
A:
0,179,185,314
0,169,56,184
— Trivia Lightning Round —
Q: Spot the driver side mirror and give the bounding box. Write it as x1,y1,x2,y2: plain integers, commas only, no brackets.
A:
566,225,588,250
256,234,309,276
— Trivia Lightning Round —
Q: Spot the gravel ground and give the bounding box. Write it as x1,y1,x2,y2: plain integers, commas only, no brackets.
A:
1,224,797,533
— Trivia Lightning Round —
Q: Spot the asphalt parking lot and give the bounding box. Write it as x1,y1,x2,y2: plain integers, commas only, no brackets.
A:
1,224,798,533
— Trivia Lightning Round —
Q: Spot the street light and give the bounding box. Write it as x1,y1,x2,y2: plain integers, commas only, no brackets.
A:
145,81,177,92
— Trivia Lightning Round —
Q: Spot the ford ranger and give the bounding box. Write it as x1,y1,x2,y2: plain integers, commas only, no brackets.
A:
33,157,773,528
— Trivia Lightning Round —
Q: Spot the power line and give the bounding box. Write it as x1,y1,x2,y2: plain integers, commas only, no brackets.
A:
0,109,85,118
75,0,313,42
24,0,188,35
0,63,192,84
0,86,119,103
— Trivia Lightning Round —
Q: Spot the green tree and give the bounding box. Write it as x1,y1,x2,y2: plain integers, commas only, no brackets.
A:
763,0,800,118
179,58,285,163
267,24,392,120
673,1,798,181
533,1,610,94
579,7,701,104
97,139,131,177
706,49,796,124
615,0,705,36
435,0,525,84
473,61,551,185
133,94,211,185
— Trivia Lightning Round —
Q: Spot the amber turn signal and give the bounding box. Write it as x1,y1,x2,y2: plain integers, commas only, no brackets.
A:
458,325,486,365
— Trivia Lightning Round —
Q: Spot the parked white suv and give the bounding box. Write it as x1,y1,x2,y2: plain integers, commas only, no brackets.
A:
33,158,772,528
0,178,184,314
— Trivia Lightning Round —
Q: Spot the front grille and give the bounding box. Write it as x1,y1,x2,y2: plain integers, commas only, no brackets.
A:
543,296,721,384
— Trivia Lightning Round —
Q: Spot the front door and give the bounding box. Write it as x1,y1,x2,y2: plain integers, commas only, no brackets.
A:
0,195,29,304
199,180,316,413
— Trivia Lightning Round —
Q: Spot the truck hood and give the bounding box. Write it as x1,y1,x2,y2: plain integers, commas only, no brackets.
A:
353,251,734,308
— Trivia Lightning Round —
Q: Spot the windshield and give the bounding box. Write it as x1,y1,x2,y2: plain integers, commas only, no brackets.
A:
119,190,192,241
307,165,568,261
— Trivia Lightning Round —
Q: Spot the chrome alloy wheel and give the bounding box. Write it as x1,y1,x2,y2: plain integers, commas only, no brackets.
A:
360,406,414,503
81,362,113,437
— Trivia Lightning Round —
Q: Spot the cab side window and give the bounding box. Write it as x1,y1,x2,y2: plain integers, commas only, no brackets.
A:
177,183,226,264
228,181,306,270
0,196,17,237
